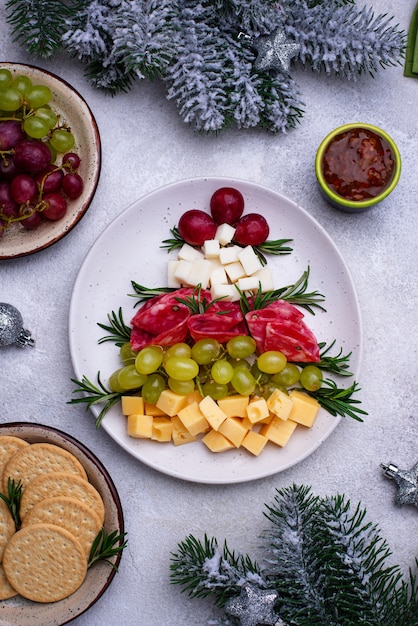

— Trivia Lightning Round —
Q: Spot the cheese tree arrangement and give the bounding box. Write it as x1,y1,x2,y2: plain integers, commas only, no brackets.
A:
5,0,405,132
170,484,418,625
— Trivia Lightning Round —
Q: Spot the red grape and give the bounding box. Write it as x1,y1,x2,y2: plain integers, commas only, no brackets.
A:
0,120,25,150
0,181,18,217
10,174,37,204
62,172,83,199
178,210,217,246
0,157,21,181
62,152,81,170
210,187,244,225
35,165,63,194
19,207,43,229
234,213,270,246
42,193,68,220
13,139,52,174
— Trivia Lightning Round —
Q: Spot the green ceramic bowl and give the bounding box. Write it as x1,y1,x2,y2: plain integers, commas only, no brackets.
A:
315,123,401,213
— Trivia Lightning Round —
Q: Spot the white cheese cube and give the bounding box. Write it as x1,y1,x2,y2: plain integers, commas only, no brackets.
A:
210,266,228,286
174,259,193,284
238,246,263,276
178,243,204,262
237,276,260,293
224,261,246,283
167,260,183,288
252,267,274,292
202,239,220,258
186,259,213,289
219,246,241,265
215,223,235,245
211,283,240,301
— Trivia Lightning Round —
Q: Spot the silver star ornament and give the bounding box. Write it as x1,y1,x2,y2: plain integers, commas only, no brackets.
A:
253,28,300,74
225,582,288,626
380,461,418,507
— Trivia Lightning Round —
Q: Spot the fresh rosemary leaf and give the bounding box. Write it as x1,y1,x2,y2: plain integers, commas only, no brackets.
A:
160,226,186,252
130,281,174,305
295,340,353,377
88,528,128,570
69,373,127,428
252,238,293,265
0,478,23,530
306,379,367,421
97,308,131,346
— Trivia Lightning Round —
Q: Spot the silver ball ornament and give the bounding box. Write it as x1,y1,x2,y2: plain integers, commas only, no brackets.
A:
0,303,35,348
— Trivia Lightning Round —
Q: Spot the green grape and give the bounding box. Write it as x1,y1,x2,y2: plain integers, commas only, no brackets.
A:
164,357,199,381
257,381,288,400
141,373,165,404
272,363,300,387
300,365,323,392
168,377,195,395
257,350,287,374
50,128,75,153
35,107,58,129
26,85,52,108
211,359,234,385
108,368,126,392
226,335,256,359
231,368,256,396
0,69,12,89
164,342,191,361
12,75,32,95
0,88,23,112
119,342,137,365
251,362,271,386
23,115,50,139
135,345,164,375
191,338,220,365
230,358,250,371
202,380,228,400
118,365,147,390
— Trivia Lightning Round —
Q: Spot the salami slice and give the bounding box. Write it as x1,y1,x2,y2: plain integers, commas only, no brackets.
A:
188,301,247,342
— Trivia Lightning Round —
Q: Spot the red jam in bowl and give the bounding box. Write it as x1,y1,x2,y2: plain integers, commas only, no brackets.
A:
322,127,395,201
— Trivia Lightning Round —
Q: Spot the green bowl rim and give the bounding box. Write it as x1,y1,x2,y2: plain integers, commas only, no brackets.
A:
315,123,402,209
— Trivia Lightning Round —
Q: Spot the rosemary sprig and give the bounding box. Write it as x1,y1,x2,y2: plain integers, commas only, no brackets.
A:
239,267,326,315
88,528,128,570
130,281,174,305
0,478,23,530
305,379,368,421
160,226,186,252
295,340,353,377
69,373,127,428
251,238,293,266
97,307,131,346
175,285,232,315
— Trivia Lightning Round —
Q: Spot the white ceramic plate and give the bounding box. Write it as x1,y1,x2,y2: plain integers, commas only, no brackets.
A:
69,177,362,484
0,62,101,259
0,422,124,625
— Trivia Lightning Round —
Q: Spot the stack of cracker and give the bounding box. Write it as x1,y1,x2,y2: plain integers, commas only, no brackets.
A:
0,435,105,603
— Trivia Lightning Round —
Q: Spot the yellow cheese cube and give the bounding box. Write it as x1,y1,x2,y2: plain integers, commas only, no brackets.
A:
156,389,189,416
199,395,227,430
218,417,248,447
121,395,144,416
184,390,204,405
288,390,320,427
217,394,249,418
241,430,269,456
246,398,270,424
177,402,210,436
144,402,166,416
127,414,153,439
152,417,173,442
202,429,235,453
266,388,293,421
171,416,198,446
260,417,297,447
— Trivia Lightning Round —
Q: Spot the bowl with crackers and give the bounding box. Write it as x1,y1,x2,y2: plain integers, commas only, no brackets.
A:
0,422,125,625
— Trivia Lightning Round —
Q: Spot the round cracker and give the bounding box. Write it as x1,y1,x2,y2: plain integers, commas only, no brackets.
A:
0,563,18,600
0,499,15,562
22,495,102,557
3,523,87,603
0,435,30,484
20,471,105,524
3,442,87,493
